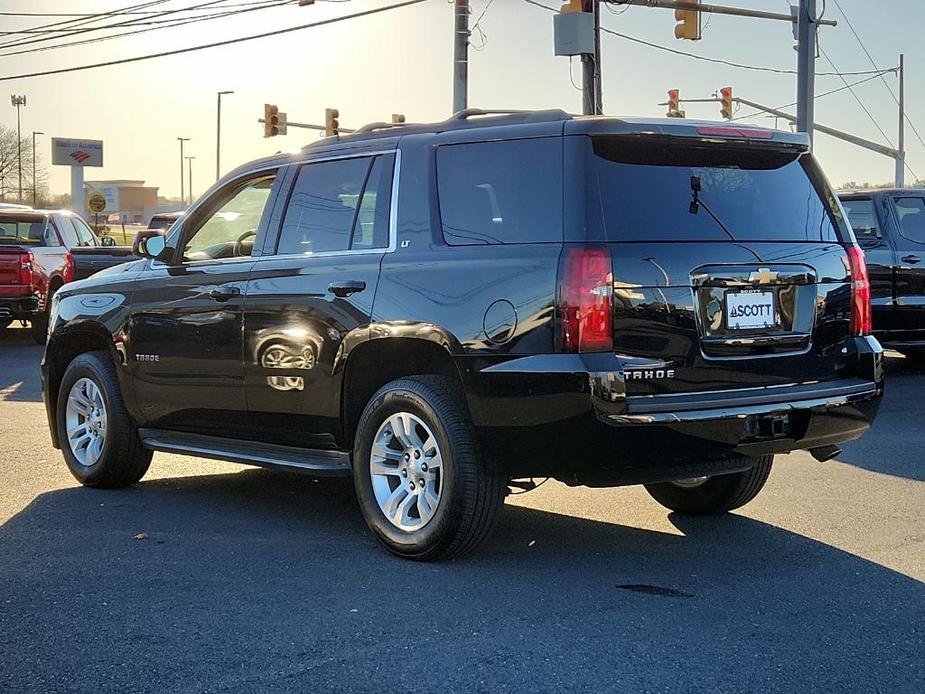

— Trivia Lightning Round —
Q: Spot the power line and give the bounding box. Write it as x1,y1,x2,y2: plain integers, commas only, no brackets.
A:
0,0,286,17
830,0,925,158
0,1,298,59
0,0,431,83
0,0,171,48
0,0,231,52
732,69,897,122
524,0,889,77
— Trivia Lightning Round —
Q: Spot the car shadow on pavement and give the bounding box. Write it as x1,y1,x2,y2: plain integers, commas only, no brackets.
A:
838,353,925,482
0,468,922,693
0,327,43,403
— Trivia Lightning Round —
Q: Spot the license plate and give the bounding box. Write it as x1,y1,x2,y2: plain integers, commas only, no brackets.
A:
725,290,775,330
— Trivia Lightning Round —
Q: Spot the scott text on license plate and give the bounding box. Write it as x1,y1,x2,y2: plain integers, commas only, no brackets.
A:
726,291,775,329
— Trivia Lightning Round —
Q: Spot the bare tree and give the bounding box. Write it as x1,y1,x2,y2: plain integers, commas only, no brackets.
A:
0,125,48,205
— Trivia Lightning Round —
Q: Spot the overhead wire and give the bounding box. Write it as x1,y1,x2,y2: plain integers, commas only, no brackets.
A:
0,1,298,59
0,0,431,83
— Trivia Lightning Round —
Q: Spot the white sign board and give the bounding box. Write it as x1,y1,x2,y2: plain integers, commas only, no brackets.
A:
51,138,103,167
93,184,120,211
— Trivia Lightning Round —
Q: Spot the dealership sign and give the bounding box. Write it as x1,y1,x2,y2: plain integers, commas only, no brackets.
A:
51,138,103,167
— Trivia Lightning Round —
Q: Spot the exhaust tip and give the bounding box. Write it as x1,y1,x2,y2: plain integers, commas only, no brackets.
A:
809,445,842,462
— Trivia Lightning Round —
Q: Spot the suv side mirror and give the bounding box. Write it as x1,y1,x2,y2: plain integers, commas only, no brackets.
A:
133,229,170,261
100,235,116,247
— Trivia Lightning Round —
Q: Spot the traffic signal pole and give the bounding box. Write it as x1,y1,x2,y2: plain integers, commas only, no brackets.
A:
581,0,602,116
795,0,816,144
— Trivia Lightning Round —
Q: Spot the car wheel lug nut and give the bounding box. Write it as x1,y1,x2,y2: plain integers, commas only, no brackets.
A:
414,450,420,459
421,463,428,472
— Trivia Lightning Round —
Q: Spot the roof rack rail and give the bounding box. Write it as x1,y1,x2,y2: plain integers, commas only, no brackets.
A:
352,121,421,135
448,108,573,122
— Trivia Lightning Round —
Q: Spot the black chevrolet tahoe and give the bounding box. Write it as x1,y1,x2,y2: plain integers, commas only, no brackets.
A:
42,110,883,560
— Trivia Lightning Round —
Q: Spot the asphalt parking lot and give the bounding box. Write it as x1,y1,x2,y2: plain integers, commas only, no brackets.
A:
0,325,923,694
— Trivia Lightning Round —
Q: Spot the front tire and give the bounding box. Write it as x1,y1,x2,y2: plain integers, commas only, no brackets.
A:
352,376,505,561
644,455,773,514
57,351,152,488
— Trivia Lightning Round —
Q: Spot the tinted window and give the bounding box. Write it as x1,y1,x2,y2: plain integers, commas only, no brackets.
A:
351,155,394,250
437,138,563,245
71,217,96,246
841,198,880,241
0,217,48,245
277,157,379,255
895,197,925,244
183,174,276,261
587,138,839,243
55,216,81,247
149,216,177,230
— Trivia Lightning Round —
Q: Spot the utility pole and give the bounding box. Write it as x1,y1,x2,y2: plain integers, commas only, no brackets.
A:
581,0,602,115
185,156,196,203
177,137,190,206
31,130,43,207
453,0,468,113
216,90,233,182
896,54,905,187
11,95,26,204
795,0,816,144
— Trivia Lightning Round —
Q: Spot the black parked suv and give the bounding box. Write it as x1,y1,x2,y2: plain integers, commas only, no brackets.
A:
42,110,883,560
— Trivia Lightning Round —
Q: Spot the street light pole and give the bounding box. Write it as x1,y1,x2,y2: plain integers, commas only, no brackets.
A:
11,95,26,204
177,137,190,205
896,54,905,187
31,130,43,207
216,90,233,181
185,156,196,203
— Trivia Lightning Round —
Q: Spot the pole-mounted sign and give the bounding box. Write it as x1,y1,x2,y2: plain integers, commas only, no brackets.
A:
51,137,103,216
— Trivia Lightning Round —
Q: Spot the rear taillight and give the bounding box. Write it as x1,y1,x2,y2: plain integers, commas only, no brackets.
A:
846,245,872,336
19,250,33,286
63,252,74,283
557,246,613,352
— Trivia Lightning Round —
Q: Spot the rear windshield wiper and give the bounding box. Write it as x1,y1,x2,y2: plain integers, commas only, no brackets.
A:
688,175,738,243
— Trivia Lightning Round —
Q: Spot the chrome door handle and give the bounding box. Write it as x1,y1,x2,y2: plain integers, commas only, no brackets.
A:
328,280,366,297
901,255,921,264
209,286,241,302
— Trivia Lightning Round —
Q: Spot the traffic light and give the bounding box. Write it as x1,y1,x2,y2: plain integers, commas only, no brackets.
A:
391,113,406,124
666,89,685,118
325,108,340,137
720,86,734,120
674,0,701,40
560,0,584,12
264,103,285,138
298,0,314,5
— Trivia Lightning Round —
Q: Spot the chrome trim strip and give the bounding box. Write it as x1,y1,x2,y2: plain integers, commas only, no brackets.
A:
249,148,401,262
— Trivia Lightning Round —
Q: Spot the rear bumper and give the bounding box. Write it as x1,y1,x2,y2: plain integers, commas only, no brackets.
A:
465,336,883,479
0,295,39,320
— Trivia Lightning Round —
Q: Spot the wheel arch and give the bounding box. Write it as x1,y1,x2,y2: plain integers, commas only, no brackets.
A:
44,323,124,448
340,336,467,449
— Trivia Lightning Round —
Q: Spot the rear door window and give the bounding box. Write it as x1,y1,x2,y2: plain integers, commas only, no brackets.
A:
841,198,880,243
894,197,925,245
277,154,393,255
72,218,97,246
585,137,839,243
436,138,563,245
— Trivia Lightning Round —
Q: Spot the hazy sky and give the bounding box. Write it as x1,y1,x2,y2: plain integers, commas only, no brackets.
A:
2,0,922,200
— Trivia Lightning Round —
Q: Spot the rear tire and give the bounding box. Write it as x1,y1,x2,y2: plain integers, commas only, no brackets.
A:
644,455,773,514
353,376,505,561
31,287,57,344
57,351,152,488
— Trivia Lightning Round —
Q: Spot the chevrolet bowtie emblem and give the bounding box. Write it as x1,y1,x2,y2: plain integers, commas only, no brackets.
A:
749,268,778,284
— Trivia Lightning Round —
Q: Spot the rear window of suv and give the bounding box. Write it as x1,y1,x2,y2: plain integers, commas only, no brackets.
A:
584,137,840,243
437,138,562,245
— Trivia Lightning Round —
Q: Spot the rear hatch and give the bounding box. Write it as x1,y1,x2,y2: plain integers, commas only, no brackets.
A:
0,248,24,289
566,133,859,399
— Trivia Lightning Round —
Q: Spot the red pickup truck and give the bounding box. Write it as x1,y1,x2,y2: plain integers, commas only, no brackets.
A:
0,208,134,342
